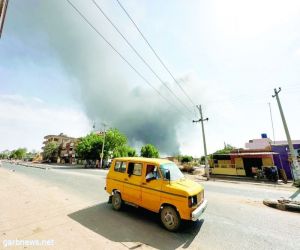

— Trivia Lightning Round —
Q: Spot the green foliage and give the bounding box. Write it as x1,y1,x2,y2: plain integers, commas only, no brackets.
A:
127,147,137,157
200,156,206,164
113,145,137,158
76,128,131,160
43,142,59,161
25,151,39,161
140,144,159,158
10,148,27,159
181,155,193,163
105,129,127,151
76,133,103,160
214,144,236,154
0,151,10,159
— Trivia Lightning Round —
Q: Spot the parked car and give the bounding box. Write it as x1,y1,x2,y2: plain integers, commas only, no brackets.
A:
105,157,208,231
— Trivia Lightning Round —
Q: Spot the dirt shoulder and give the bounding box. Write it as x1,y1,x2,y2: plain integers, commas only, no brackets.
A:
0,168,147,250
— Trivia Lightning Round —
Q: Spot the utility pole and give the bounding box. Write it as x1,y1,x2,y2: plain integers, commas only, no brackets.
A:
0,0,9,39
193,105,210,180
100,122,107,169
272,87,300,186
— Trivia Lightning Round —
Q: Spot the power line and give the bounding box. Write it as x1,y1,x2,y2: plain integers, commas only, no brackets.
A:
115,0,196,109
65,0,190,121
92,0,194,116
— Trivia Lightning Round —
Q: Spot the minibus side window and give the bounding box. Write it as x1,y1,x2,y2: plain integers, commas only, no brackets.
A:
114,161,121,172
114,161,126,173
120,162,127,173
128,162,142,176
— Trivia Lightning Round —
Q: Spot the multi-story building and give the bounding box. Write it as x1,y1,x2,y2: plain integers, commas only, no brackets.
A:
42,133,79,164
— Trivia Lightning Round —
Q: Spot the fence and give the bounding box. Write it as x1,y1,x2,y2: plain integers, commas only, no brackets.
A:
211,164,246,176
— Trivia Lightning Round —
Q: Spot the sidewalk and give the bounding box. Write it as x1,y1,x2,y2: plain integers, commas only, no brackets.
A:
0,168,148,250
186,173,296,190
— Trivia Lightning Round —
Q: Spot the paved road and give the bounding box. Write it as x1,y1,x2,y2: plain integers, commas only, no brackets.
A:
1,162,300,250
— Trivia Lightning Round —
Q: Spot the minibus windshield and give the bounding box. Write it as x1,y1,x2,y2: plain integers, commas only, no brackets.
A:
160,163,184,181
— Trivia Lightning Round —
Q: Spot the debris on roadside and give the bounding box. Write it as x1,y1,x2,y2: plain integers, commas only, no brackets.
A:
263,198,300,212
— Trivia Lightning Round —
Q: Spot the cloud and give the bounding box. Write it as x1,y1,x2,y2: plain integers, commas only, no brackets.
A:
5,0,186,154
0,94,91,151
3,0,300,156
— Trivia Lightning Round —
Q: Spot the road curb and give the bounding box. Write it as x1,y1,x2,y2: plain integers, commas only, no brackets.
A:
263,199,300,212
17,163,51,170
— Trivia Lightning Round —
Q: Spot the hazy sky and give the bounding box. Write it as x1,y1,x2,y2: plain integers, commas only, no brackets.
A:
1,0,300,156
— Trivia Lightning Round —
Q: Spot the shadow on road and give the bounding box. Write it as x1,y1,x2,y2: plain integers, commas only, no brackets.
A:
68,203,203,249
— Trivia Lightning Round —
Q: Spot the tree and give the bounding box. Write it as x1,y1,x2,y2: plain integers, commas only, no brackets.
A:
200,156,206,164
10,148,27,159
76,133,102,160
140,144,159,158
127,147,137,157
105,128,128,157
43,142,59,162
214,144,236,154
181,155,193,163
0,151,10,159
76,128,130,160
25,151,39,161
113,145,137,158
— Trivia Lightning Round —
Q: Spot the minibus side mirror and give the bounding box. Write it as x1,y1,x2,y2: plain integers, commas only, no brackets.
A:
165,170,170,181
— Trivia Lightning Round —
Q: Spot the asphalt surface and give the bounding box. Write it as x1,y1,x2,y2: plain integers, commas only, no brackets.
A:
1,162,300,250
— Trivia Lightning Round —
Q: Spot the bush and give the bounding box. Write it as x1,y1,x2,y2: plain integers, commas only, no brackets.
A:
181,155,193,163
181,163,195,173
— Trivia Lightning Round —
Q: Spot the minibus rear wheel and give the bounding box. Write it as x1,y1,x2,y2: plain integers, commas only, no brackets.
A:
112,191,122,211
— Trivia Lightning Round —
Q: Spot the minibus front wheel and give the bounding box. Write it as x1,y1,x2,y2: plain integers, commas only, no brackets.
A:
160,205,181,231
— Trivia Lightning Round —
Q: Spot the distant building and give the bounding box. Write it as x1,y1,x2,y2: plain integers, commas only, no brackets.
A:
245,138,272,150
211,149,277,177
211,134,300,180
42,133,79,164
245,135,300,179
